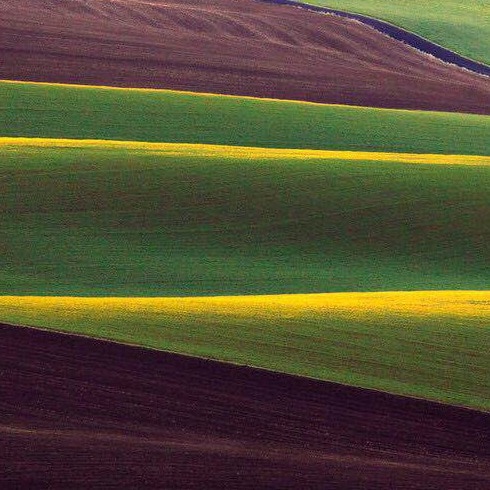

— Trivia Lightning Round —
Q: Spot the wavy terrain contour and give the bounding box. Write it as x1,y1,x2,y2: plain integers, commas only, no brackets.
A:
258,0,490,76
0,0,489,113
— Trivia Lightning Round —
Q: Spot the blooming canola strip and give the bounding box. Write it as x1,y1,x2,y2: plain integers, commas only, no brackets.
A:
1,290,489,317
2,138,489,166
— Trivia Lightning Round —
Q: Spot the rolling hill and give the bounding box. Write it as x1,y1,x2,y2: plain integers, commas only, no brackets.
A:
2,81,490,154
2,323,489,489
1,292,489,410
1,1,489,486
1,138,489,296
0,0,489,113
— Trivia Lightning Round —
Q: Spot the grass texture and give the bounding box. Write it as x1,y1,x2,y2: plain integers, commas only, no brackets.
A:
1,138,489,296
0,291,488,410
307,0,490,64
1,81,490,155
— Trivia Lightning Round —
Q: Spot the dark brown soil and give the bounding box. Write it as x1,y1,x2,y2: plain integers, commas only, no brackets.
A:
1,322,489,489
0,0,489,114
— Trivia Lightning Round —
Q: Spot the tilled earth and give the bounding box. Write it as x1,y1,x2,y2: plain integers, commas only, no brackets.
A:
1,323,489,489
0,0,489,114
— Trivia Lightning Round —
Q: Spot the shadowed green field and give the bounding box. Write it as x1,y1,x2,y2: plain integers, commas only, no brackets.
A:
2,80,489,412
306,0,490,64
1,81,490,155
0,291,488,410
1,139,488,296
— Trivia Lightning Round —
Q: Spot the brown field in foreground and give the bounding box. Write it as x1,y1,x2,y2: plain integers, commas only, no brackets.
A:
0,0,489,114
1,323,489,489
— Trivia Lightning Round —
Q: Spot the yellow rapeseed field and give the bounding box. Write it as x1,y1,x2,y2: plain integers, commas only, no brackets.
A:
1,137,489,166
0,290,488,323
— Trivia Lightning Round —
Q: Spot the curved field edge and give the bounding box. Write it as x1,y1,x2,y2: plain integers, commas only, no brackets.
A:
0,291,489,411
2,80,490,156
3,323,490,488
2,1,489,115
280,0,490,67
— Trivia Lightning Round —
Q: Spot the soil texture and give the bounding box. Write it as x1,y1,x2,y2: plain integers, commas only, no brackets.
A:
1,0,489,113
1,323,489,489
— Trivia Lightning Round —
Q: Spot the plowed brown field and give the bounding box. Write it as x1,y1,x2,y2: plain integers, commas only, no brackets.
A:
0,0,489,114
2,323,489,489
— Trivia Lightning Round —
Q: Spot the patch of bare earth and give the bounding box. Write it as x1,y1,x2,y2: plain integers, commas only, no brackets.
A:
0,0,489,113
1,323,489,488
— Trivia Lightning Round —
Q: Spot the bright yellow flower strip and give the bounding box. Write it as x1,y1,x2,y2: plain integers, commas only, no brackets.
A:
1,137,489,166
0,290,488,322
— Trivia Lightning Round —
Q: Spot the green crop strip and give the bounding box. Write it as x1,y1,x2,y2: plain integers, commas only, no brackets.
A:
0,292,488,411
2,79,489,412
1,81,489,155
1,140,488,296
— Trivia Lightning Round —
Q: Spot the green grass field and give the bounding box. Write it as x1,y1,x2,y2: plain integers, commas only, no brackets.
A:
2,81,490,155
1,139,488,296
0,292,488,410
1,80,488,410
307,0,490,64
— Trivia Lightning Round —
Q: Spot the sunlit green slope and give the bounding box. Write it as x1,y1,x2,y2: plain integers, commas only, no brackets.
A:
0,291,489,410
2,78,489,412
1,81,489,155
